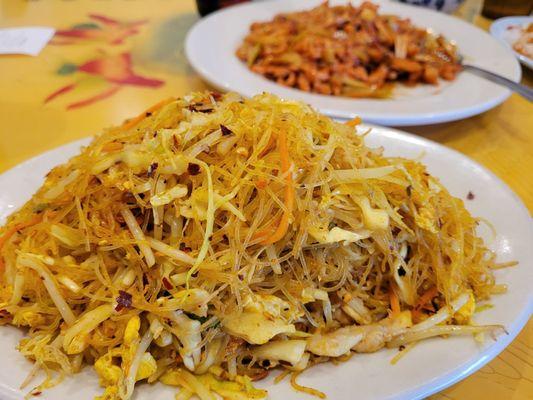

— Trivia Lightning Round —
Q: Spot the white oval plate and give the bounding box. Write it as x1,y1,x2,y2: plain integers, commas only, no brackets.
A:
185,0,521,126
490,16,533,70
0,127,532,400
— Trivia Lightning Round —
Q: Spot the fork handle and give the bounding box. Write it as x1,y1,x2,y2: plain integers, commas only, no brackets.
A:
463,64,533,102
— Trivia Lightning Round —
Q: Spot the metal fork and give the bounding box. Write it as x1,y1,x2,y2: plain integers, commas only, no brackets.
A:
459,56,533,102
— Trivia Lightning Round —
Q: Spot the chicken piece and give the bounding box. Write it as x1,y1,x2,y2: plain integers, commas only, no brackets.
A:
391,57,423,73
368,65,389,86
307,311,412,357
423,65,439,84
307,326,364,357
297,73,311,91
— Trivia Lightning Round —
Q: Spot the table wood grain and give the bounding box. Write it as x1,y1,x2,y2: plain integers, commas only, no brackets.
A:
0,1,531,399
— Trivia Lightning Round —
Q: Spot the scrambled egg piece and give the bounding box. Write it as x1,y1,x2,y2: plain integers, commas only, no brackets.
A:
13,309,46,327
136,352,157,380
222,294,298,345
180,188,210,220
161,368,267,400
94,315,157,399
94,351,122,387
454,291,476,324
124,315,141,346
180,188,245,222
414,206,438,234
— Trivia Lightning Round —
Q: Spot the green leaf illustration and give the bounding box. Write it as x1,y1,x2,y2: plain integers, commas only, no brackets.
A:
72,22,100,30
57,63,78,75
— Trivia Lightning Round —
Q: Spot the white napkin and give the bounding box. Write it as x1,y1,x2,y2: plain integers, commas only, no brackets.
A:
0,27,55,56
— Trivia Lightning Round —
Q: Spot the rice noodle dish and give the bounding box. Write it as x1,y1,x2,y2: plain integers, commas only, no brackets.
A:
0,92,506,400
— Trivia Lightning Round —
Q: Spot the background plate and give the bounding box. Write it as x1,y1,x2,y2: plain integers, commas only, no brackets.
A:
185,0,521,125
0,127,531,399
490,16,533,70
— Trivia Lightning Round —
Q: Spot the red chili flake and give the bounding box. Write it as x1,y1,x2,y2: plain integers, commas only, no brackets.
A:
211,91,223,101
0,309,11,321
115,290,133,312
145,112,153,117
467,191,475,200
188,103,213,113
179,243,192,252
251,369,269,381
187,163,200,176
172,135,180,148
220,124,233,136
162,277,173,290
32,392,42,396
147,162,158,178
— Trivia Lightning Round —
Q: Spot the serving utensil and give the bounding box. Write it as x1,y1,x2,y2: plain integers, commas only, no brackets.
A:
460,56,533,101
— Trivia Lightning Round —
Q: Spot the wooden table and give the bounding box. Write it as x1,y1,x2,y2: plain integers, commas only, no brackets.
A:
0,1,531,399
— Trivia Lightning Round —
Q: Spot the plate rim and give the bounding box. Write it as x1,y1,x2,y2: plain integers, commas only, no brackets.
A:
0,127,531,400
184,0,522,125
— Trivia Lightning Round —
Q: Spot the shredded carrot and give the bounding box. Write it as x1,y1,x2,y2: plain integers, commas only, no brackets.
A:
255,178,268,190
259,130,294,245
345,116,362,127
101,142,124,153
118,97,174,131
411,286,439,321
389,287,400,316
0,214,43,271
